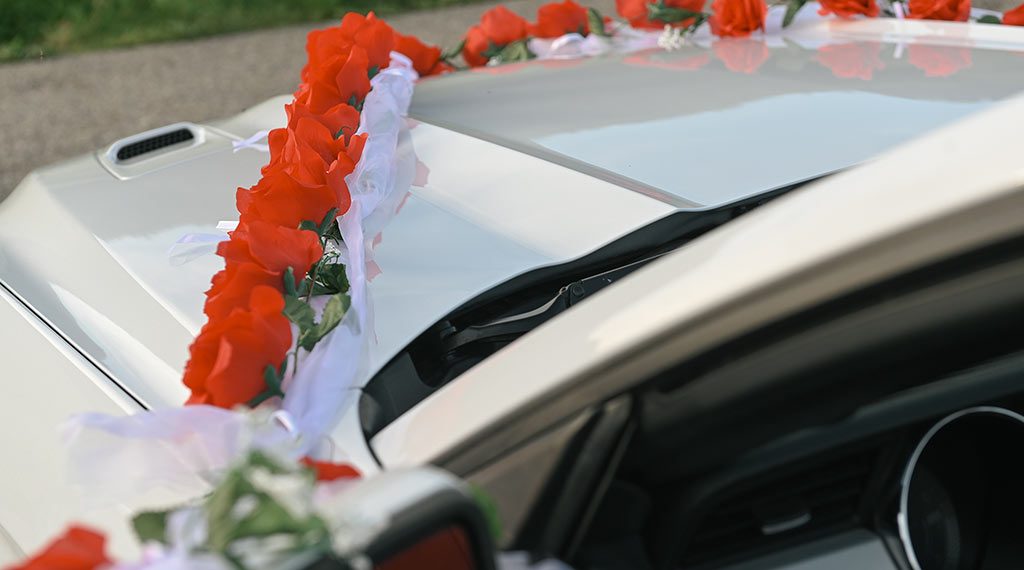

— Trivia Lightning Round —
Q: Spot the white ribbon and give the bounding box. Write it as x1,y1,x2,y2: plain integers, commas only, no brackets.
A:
282,51,418,447
232,130,271,153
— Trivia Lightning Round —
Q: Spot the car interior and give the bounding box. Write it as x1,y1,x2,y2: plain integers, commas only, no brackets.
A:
367,230,1024,570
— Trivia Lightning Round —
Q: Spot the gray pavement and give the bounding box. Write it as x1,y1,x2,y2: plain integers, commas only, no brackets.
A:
0,0,1010,199
0,0,611,200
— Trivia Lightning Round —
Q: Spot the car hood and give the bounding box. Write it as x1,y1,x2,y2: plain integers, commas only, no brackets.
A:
0,97,673,406
1,17,1022,407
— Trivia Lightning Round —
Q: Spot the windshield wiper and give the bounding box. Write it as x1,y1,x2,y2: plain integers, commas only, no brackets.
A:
439,253,668,355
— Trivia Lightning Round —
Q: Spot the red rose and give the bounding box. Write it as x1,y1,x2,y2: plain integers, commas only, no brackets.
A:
8,525,110,570
236,168,342,232
818,0,879,18
907,44,972,77
184,286,292,407
302,458,362,481
908,0,970,20
394,33,452,77
617,0,705,29
816,42,884,79
284,101,361,145
241,120,366,229
1003,3,1024,24
531,0,590,38
710,0,768,37
338,12,396,71
713,38,771,72
462,6,530,67
204,221,323,322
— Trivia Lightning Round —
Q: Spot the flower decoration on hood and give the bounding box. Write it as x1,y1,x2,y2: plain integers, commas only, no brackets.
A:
908,0,971,21
1001,2,1024,23
463,6,531,66
7,526,110,570
531,0,592,37
818,0,880,18
710,0,768,37
617,0,707,29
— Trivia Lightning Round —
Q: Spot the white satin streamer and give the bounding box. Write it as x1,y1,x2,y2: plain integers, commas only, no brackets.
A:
282,51,418,449
64,52,419,514
62,407,303,510
232,130,271,153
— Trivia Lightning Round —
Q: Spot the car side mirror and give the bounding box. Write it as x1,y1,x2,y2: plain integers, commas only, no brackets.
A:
303,467,497,570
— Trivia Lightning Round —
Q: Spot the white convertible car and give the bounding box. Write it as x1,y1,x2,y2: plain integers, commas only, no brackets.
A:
1,13,1024,570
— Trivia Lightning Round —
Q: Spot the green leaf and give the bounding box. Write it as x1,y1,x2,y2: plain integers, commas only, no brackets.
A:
782,0,809,27
247,364,286,407
283,295,315,330
314,263,349,296
977,14,1001,23
283,267,297,297
368,65,380,79
491,39,535,65
587,7,610,37
297,293,350,351
469,486,503,543
298,220,319,233
318,208,339,236
442,39,466,62
647,1,704,23
132,510,170,544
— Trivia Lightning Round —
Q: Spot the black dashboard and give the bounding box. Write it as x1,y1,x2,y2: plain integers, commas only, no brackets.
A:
575,351,1024,570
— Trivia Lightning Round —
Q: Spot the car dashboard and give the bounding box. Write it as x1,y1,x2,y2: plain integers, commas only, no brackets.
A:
575,350,1024,570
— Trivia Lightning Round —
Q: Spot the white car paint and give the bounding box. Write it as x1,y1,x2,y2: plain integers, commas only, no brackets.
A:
0,13,1022,563
371,92,1024,468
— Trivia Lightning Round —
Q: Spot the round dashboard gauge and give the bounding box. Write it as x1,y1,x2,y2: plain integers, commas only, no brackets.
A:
898,406,1024,570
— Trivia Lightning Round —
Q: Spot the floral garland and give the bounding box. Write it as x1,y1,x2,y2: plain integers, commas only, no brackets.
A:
12,1,1024,568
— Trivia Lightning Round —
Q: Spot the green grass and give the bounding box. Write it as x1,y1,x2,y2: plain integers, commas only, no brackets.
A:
0,0,479,62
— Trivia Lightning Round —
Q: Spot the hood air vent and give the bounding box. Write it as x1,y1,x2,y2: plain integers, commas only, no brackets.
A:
106,123,202,164
681,448,876,568
116,128,194,161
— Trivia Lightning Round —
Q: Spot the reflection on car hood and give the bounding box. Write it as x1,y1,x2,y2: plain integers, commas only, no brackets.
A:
410,18,1024,208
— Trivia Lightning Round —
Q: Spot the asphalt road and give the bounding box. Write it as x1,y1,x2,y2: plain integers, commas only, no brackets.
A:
0,0,1011,200
0,0,612,200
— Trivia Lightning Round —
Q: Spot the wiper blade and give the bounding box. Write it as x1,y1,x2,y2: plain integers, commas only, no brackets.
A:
439,252,668,355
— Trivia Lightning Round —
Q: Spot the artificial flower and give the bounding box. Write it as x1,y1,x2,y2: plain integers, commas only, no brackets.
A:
816,42,885,79
302,458,362,481
818,0,880,18
7,525,110,570
184,286,292,407
713,38,771,72
395,33,453,76
462,6,530,66
1003,3,1024,24
616,0,706,29
710,0,768,37
907,44,972,76
284,100,361,145
236,168,345,231
338,12,396,72
531,0,590,37
908,0,970,21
